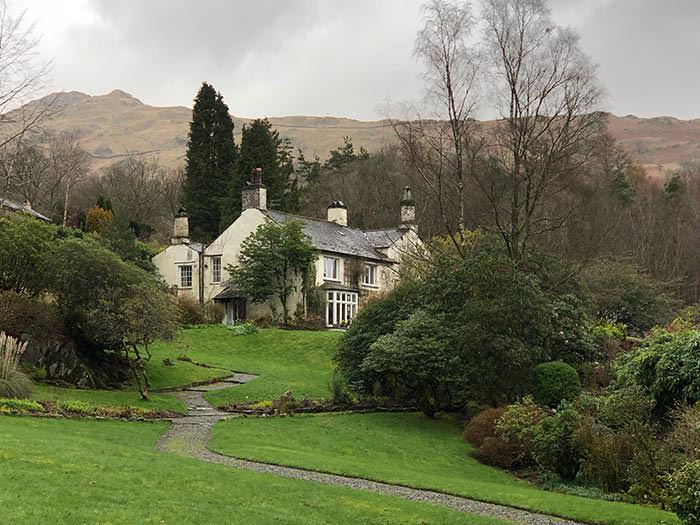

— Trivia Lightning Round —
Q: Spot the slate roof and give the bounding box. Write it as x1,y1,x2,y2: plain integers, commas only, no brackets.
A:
364,228,406,248
264,210,396,262
187,242,205,253
0,197,51,222
212,285,244,301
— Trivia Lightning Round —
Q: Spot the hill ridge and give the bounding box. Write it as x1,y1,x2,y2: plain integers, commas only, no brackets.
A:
10,89,699,177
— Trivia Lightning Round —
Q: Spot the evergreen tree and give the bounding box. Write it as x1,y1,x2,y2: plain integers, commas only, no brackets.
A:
221,118,295,224
324,136,368,171
183,82,238,241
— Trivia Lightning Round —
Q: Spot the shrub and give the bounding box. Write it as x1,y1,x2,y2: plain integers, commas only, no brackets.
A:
226,322,259,336
546,295,597,364
473,436,515,468
532,362,581,408
176,296,206,325
464,407,506,448
0,372,32,399
578,361,612,390
59,400,93,415
330,371,353,405
361,309,459,416
582,258,679,333
0,332,31,398
614,329,700,416
336,283,421,389
494,397,548,468
576,416,634,493
201,301,225,324
477,398,584,480
667,403,700,462
0,398,43,414
0,292,62,345
531,405,583,480
593,321,627,361
666,460,700,525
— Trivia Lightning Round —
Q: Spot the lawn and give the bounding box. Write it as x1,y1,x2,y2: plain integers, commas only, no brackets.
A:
29,383,186,414
211,412,679,525
0,416,510,525
147,326,341,405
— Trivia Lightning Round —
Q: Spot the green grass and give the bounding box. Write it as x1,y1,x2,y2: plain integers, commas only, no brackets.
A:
211,412,678,525
29,383,186,414
0,416,510,525
147,326,341,405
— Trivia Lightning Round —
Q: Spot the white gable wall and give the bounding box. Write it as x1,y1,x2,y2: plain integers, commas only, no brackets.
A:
152,243,202,301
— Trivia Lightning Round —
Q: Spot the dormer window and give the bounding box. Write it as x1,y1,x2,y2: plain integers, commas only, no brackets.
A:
323,256,339,281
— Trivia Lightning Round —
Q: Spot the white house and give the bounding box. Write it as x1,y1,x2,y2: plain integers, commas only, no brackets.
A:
153,170,420,327
0,197,51,222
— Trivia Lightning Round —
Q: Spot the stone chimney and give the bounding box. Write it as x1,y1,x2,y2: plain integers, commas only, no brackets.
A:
172,208,190,244
327,200,348,226
400,187,416,229
241,167,267,211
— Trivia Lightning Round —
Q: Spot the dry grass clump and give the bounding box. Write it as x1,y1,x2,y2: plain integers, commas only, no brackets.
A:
0,331,31,398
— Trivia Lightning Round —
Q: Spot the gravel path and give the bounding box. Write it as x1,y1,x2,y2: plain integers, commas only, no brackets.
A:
156,377,584,525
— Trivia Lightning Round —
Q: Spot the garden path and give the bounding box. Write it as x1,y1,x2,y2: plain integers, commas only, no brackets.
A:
156,376,583,525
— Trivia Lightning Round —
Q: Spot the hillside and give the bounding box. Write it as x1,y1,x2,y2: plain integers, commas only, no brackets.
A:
14,90,700,176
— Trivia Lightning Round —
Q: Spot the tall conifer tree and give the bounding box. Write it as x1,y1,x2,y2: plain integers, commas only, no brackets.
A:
183,82,237,241
221,118,295,225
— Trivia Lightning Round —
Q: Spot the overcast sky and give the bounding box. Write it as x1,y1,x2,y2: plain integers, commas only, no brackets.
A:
13,0,700,120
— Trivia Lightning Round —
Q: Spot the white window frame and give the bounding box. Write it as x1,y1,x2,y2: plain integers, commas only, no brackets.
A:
326,291,358,327
362,263,377,287
179,264,193,289
211,256,222,284
323,256,339,281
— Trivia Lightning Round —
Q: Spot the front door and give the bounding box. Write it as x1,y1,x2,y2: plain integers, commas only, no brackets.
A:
226,298,247,324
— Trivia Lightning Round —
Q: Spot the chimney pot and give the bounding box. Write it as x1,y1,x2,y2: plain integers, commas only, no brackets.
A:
172,208,190,244
242,168,267,211
327,200,348,226
400,187,416,229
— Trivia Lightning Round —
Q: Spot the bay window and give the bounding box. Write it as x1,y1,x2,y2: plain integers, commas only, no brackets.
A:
326,291,358,327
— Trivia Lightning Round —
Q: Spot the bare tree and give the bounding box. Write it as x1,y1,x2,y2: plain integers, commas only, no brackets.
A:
87,157,185,241
48,132,91,225
390,0,481,255
478,0,603,263
0,0,52,149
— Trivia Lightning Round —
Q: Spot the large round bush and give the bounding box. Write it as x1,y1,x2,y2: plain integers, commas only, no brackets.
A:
532,362,582,407
666,460,700,525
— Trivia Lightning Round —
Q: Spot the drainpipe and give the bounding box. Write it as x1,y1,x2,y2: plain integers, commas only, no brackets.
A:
199,248,205,304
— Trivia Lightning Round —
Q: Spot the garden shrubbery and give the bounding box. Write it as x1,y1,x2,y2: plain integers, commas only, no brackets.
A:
532,362,582,408
0,216,178,394
463,406,506,448
336,236,595,411
176,296,225,326
666,460,700,525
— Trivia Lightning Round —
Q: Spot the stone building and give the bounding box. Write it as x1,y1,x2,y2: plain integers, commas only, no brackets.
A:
152,170,420,326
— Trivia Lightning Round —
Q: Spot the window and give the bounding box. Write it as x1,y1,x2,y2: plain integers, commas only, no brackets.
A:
326,291,358,327
362,263,377,286
179,265,193,288
323,256,339,280
211,256,222,283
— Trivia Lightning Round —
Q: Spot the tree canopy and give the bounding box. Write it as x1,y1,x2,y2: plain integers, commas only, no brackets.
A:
227,219,316,324
183,82,238,241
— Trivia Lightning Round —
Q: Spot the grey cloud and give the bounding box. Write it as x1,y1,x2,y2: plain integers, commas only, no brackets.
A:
21,0,700,120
